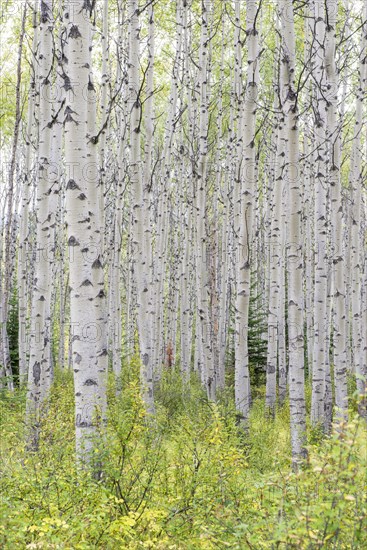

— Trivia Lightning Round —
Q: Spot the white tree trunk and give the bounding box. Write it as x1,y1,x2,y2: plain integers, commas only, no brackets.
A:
279,0,306,463
128,0,155,414
63,0,107,460
234,0,259,425
325,0,348,421
26,0,54,442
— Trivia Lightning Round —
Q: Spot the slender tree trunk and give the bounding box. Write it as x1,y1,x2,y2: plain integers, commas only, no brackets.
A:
310,0,329,426
26,0,54,446
350,8,367,418
63,0,107,461
234,0,259,425
128,0,155,414
18,0,38,385
325,0,348,422
1,3,27,390
279,0,307,464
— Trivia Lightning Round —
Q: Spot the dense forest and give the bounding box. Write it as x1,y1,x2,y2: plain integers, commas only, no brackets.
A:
0,0,366,547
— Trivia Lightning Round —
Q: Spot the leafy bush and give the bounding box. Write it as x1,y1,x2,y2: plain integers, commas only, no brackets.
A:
1,367,366,549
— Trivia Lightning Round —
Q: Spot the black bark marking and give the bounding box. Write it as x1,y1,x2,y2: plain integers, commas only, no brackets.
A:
76,414,93,428
66,179,80,190
40,0,51,23
68,236,80,247
33,362,41,385
84,379,98,386
61,73,72,92
69,25,81,39
92,257,102,269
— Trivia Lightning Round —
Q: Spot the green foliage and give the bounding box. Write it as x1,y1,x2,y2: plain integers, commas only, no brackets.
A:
1,367,366,549
7,283,19,379
227,282,268,389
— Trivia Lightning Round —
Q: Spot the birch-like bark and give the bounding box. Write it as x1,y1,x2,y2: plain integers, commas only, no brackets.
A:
266,111,285,412
26,0,54,442
18,0,38,385
350,8,367,418
194,0,215,398
129,0,154,413
234,0,259,425
310,0,329,425
325,0,348,421
63,0,107,460
1,4,27,390
280,0,307,463
153,1,182,377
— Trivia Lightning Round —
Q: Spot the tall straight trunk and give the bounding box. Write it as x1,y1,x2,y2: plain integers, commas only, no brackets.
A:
180,3,193,379
47,18,65,374
142,1,155,370
63,0,107,460
266,111,285,412
195,0,215,400
325,0,348,421
302,7,314,383
350,9,367,418
86,33,109,429
1,3,27,390
18,0,38,385
180,193,192,380
310,0,329,425
279,0,306,463
128,0,154,414
234,0,259,425
98,0,109,246
303,134,314,383
110,31,127,383
213,17,226,389
26,0,54,443
153,1,182,377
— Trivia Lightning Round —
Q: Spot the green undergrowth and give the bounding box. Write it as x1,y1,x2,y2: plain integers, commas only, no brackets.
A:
1,366,366,549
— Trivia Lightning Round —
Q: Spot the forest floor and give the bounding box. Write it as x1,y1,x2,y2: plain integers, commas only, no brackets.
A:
1,365,366,549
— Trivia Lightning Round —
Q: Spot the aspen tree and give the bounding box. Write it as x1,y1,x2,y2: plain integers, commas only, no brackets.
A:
153,1,182,377
63,0,107,459
350,7,367,418
128,0,155,413
302,5,314,385
1,3,27,390
266,114,285,412
109,6,127,384
195,0,215,399
18,0,38,385
279,0,306,462
26,0,54,440
326,0,348,421
310,0,329,425
142,0,155,368
180,0,194,380
234,0,260,425
47,10,65,377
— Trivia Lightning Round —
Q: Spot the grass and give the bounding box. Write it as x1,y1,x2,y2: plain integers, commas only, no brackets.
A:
0,366,366,549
